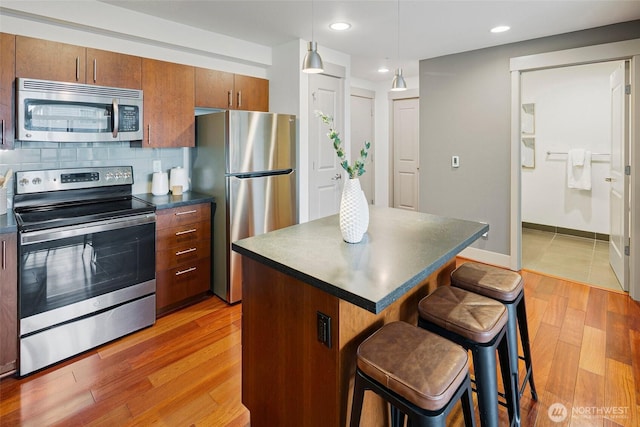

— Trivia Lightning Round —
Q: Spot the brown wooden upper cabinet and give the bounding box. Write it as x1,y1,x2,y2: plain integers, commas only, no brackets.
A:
85,48,141,89
15,36,141,89
196,67,268,112
142,58,195,148
0,33,15,149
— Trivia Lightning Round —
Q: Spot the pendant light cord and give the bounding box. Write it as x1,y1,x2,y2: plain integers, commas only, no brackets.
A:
396,0,400,63
311,0,315,42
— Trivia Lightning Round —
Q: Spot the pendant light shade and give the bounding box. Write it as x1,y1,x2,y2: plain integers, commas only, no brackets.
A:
303,41,324,73
391,68,407,91
302,0,324,73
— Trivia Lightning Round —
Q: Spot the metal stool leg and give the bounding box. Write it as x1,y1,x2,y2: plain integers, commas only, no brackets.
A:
498,329,520,427
472,344,500,427
460,375,476,427
517,296,538,401
350,370,366,427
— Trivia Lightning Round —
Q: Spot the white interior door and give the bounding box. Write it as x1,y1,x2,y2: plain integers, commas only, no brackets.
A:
309,74,344,220
608,61,629,290
351,94,375,204
393,98,420,210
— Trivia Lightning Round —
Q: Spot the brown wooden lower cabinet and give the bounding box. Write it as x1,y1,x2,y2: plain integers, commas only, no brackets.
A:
155,203,212,316
241,256,455,427
0,232,17,377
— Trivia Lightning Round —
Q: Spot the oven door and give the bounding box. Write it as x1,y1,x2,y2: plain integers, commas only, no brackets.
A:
18,214,155,335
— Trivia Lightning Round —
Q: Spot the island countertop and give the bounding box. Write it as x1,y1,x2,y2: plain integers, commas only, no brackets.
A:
232,206,488,314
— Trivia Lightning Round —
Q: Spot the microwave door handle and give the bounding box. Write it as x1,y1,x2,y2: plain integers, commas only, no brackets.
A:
112,98,119,138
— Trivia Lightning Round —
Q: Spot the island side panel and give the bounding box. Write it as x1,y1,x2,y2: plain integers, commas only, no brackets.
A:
242,256,341,427
338,259,456,427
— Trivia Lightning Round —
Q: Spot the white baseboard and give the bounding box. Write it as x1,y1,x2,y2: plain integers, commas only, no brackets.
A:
459,247,513,270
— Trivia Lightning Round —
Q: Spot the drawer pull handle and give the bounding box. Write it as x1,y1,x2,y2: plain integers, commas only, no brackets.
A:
175,228,197,236
176,247,197,256
175,210,197,216
176,266,197,276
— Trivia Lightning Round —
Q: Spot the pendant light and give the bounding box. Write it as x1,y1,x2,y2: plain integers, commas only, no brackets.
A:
302,0,324,73
390,0,407,91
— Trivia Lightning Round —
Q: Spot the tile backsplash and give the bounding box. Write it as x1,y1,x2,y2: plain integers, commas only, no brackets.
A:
0,141,189,208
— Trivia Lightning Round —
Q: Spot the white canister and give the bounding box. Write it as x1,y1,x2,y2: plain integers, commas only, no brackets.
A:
151,172,169,196
170,167,189,193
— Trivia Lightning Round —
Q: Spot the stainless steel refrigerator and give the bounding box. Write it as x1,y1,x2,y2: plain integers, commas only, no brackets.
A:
191,110,298,303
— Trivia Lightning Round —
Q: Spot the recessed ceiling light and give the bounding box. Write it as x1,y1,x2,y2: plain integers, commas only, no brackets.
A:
490,25,511,33
330,22,351,31
378,67,390,73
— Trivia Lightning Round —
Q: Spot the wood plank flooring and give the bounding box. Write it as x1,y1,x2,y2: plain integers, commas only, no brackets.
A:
0,267,638,426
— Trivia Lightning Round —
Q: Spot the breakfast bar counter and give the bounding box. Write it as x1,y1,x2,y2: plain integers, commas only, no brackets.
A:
232,206,488,426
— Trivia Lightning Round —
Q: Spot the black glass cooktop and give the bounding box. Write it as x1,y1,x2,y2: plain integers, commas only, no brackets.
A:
15,196,155,232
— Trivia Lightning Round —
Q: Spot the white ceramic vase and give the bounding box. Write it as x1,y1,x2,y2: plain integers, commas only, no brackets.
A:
339,178,369,243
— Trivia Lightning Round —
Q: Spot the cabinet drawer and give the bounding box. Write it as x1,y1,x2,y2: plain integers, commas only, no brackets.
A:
156,258,211,311
156,203,211,230
156,220,211,248
157,239,210,270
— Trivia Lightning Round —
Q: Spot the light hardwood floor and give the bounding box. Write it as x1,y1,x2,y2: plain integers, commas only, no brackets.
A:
0,266,638,426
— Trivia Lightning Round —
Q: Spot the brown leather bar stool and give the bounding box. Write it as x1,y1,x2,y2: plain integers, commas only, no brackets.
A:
418,286,518,427
451,262,538,402
350,321,476,427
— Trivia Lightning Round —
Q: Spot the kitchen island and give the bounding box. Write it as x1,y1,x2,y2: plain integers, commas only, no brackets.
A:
232,206,488,427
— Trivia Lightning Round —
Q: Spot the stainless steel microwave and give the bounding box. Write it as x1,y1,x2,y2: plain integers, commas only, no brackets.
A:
16,78,143,143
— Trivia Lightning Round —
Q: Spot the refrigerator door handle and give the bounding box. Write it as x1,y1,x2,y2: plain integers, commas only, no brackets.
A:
232,169,294,179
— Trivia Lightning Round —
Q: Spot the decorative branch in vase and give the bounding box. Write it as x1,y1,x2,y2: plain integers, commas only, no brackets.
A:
316,111,371,179
316,111,371,243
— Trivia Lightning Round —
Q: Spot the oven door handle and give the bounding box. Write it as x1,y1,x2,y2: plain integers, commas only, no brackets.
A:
20,214,155,246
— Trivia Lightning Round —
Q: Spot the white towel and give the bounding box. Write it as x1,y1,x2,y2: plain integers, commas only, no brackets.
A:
567,150,592,190
569,148,585,166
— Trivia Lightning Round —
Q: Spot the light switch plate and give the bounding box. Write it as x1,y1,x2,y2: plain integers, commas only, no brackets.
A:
452,156,460,168
152,160,161,173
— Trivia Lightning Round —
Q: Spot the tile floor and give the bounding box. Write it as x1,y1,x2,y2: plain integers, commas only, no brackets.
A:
521,227,623,291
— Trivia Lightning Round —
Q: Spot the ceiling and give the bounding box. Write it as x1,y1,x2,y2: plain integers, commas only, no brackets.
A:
101,0,640,82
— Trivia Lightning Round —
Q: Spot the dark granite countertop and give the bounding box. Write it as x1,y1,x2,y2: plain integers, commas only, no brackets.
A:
0,210,17,234
134,191,215,210
232,206,488,314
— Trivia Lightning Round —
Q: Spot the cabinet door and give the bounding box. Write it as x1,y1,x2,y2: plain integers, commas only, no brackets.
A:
234,74,269,112
142,59,195,147
16,36,86,83
195,67,234,109
0,33,15,149
0,233,17,377
86,48,141,89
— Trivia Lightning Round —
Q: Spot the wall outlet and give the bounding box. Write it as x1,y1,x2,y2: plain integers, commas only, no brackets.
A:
317,312,332,348
152,160,161,173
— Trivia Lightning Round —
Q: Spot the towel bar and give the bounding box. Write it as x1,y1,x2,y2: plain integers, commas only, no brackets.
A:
546,151,610,156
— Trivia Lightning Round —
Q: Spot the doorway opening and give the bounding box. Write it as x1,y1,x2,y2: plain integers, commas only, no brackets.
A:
519,60,628,292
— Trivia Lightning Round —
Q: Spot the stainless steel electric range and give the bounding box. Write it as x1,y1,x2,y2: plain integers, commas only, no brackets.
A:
13,166,156,376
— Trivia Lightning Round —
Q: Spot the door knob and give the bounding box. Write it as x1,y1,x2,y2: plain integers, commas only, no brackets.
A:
332,173,342,181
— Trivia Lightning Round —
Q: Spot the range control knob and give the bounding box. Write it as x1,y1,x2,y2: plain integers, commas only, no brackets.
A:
32,177,42,185
19,178,29,186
